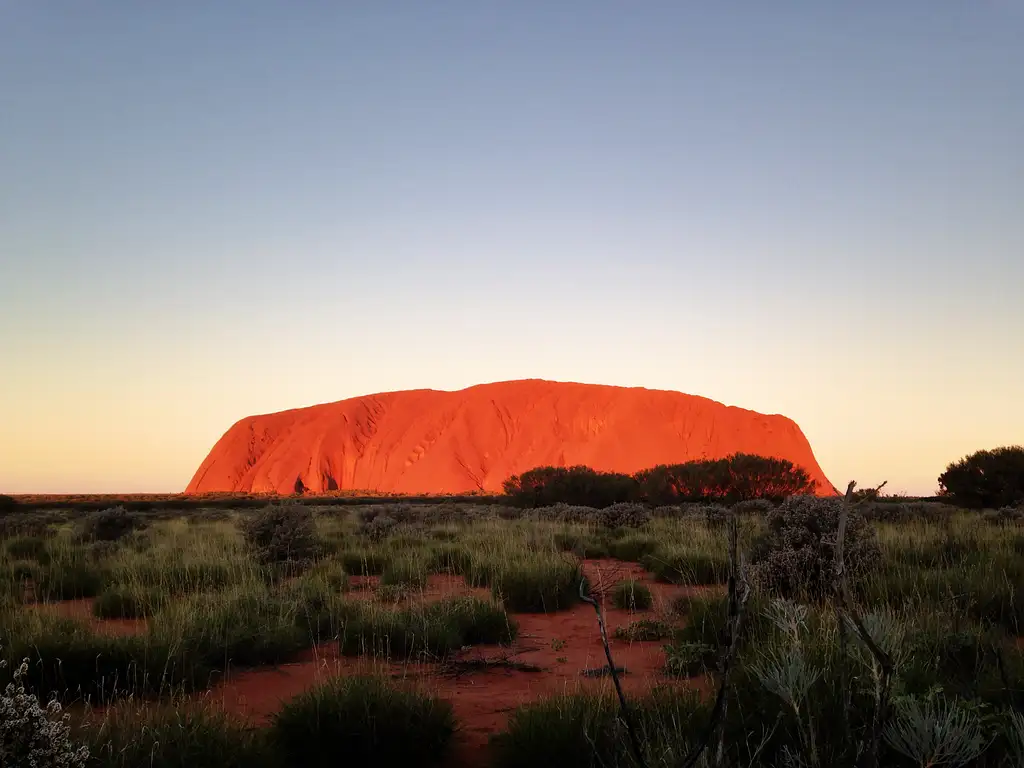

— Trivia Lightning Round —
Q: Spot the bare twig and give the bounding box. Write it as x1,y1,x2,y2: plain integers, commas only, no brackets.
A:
681,511,751,768
580,578,648,768
834,480,893,768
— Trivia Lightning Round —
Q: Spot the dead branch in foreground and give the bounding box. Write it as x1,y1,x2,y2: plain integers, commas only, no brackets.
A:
681,511,751,768
835,479,893,768
580,576,648,768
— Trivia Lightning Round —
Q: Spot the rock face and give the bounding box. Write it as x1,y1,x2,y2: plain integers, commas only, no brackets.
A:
186,380,835,495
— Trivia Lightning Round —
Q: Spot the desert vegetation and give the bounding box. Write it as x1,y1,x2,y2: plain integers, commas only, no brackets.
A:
503,453,817,508
3,450,1024,766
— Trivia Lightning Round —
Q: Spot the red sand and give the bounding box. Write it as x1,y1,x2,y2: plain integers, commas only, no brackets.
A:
30,598,147,636
187,379,835,495
209,561,718,767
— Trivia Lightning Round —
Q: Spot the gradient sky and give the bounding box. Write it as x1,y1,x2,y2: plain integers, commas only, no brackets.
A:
1,3,1022,496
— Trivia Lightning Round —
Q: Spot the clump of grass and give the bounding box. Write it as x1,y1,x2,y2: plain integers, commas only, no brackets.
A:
112,559,235,595
241,504,321,568
606,532,658,562
426,543,472,575
664,640,719,677
1,612,161,701
491,557,582,613
4,534,51,564
340,548,390,576
642,549,726,585
441,595,518,645
84,704,268,768
92,584,163,619
375,583,414,603
35,559,106,601
270,675,455,767
492,689,709,768
491,693,623,768
380,556,429,589
149,588,307,672
613,618,674,642
79,506,146,542
609,579,653,611
339,596,516,659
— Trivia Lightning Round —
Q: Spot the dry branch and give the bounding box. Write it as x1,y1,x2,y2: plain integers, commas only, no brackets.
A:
834,479,893,768
579,578,648,768
681,511,751,768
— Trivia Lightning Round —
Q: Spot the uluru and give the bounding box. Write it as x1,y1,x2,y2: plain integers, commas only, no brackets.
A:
186,380,835,496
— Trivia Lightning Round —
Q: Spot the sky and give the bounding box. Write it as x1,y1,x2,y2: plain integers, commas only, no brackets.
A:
1,2,1021,496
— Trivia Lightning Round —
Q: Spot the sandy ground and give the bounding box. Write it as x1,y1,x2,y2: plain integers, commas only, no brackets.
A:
30,559,721,767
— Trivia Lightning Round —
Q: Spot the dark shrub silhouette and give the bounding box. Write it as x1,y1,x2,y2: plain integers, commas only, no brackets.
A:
938,446,1024,509
502,466,638,508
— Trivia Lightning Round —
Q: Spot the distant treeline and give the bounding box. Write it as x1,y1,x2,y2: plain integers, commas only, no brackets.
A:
502,454,822,508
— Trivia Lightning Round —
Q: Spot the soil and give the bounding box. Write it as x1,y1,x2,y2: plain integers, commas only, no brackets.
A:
29,597,148,636
211,560,719,767
29,560,721,767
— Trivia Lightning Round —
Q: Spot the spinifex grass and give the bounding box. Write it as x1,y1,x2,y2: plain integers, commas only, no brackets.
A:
270,675,455,768
149,586,308,670
339,596,516,659
489,556,583,613
93,584,165,619
380,556,429,589
83,702,270,768
609,579,653,611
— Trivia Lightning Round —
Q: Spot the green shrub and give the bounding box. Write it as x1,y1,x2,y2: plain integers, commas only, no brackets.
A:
427,544,472,574
35,560,106,600
595,503,651,529
938,445,1024,509
502,466,639,508
79,506,145,542
149,590,307,671
122,560,233,594
613,618,673,642
607,533,658,562
271,675,454,767
85,706,268,768
2,615,162,701
491,693,622,768
241,504,320,567
609,579,653,611
92,585,162,619
4,534,51,564
749,494,880,599
636,454,816,504
380,557,428,589
339,597,515,660
492,690,709,768
732,498,775,515
642,549,727,585
340,548,389,576
664,639,719,677
491,558,582,613
438,596,518,645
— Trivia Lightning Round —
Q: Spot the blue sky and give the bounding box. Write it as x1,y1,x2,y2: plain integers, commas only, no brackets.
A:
1,2,1021,494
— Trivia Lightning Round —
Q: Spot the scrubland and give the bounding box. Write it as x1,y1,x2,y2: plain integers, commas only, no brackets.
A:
3,495,1024,767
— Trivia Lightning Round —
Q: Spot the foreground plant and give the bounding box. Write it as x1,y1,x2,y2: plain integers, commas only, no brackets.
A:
883,696,988,768
271,675,454,767
1,652,89,768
